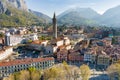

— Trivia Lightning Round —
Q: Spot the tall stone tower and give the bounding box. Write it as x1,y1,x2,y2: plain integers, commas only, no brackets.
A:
5,32,10,46
53,13,57,39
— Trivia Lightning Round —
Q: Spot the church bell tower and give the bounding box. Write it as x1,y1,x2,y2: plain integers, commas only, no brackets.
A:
53,13,57,39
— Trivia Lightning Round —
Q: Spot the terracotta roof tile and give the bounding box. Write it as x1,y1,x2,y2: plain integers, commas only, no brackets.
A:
0,57,54,67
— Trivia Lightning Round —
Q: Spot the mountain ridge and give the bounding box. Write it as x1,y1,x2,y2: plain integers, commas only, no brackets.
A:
29,10,51,23
57,5,120,27
0,0,51,27
0,0,120,27
95,5,120,27
57,8,100,26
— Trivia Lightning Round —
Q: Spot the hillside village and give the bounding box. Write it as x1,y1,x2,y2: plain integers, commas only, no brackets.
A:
0,13,119,80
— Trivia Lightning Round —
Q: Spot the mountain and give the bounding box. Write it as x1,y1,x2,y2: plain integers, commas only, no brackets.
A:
7,0,28,11
57,8,100,25
97,5,120,27
0,0,28,13
30,10,51,23
0,0,51,27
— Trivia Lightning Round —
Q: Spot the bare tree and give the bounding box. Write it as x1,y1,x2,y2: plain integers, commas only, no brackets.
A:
80,64,91,80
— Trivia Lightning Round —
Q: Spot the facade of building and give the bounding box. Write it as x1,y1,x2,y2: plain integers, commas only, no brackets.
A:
84,53,92,62
52,39,64,47
91,54,97,64
0,57,54,78
45,45,58,54
57,49,68,62
84,50,97,63
45,36,71,54
9,35,23,46
28,40,48,51
4,32,24,46
68,50,84,65
17,28,27,35
0,47,13,61
97,54,110,68
102,38,112,46
28,34,38,41
0,38,4,44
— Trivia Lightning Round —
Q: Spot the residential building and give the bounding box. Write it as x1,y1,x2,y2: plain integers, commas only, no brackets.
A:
63,36,70,45
84,49,97,63
68,50,84,65
57,49,68,62
9,35,23,46
84,53,92,62
0,57,54,78
0,47,13,61
17,28,27,35
102,38,112,46
51,38,64,47
58,44,71,51
45,45,58,54
97,53,110,68
28,40,48,51
23,34,38,42
29,34,38,41
30,26,38,33
9,28,17,35
4,32,24,46
91,54,97,64
0,38,4,44
45,36,71,54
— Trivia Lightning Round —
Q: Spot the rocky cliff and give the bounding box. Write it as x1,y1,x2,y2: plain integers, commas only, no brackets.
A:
0,0,28,14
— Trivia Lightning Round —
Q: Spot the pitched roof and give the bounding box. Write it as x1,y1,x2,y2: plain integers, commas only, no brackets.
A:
0,57,54,67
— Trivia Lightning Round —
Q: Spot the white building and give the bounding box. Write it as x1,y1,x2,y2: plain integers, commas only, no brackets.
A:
84,49,96,63
28,40,48,51
9,28,17,35
0,47,13,61
45,45,58,54
4,32,24,46
10,35,24,46
63,37,70,45
84,53,92,62
0,57,54,78
45,36,71,54
24,34,38,41
29,34,38,41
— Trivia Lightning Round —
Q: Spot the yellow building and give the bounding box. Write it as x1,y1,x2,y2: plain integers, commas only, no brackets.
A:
97,54,110,68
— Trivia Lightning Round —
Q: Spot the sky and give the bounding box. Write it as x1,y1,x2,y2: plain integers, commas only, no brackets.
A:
25,0,120,17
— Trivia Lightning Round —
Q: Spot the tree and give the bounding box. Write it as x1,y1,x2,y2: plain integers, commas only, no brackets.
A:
28,40,33,43
112,37,118,44
107,63,120,80
62,61,72,80
7,74,15,80
63,61,69,71
13,72,20,80
28,67,42,80
43,67,59,80
80,64,91,80
28,67,36,72
31,70,42,80
7,69,42,80
0,33,4,38
72,68,80,80
43,65,66,80
19,70,30,80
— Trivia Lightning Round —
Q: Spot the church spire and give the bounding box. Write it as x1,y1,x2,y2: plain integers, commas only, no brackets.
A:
53,12,56,19
53,12,57,39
